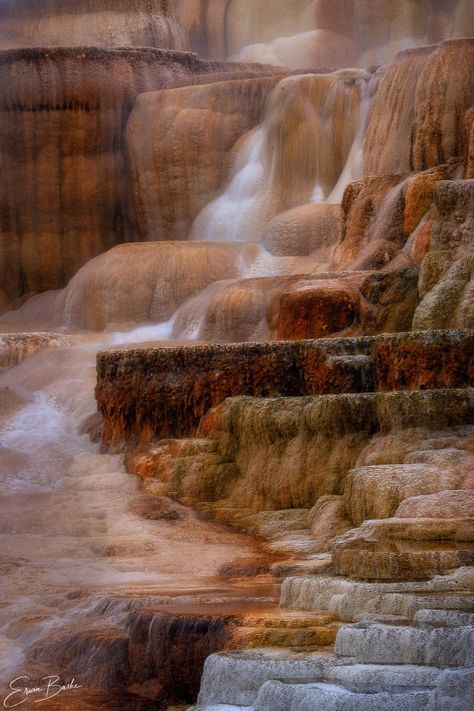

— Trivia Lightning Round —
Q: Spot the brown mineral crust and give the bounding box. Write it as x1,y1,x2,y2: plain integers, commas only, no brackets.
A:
336,174,409,267
96,332,474,450
274,268,420,341
96,336,376,449
363,45,435,177
336,166,451,271
276,282,360,340
203,390,474,511
96,342,307,449
126,76,282,242
0,46,273,310
412,39,474,170
372,330,474,391
125,441,190,485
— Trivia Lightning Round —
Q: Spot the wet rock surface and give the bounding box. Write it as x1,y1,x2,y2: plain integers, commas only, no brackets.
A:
99,331,474,710
96,331,474,448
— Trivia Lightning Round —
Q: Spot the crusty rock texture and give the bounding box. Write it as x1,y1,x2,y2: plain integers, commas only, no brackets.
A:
126,75,283,242
0,46,230,311
364,40,474,176
414,180,474,330
0,332,66,369
96,330,474,448
335,163,464,273
0,0,188,50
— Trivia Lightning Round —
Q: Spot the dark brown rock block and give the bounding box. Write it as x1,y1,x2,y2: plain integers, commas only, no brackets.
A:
276,282,359,340
372,330,474,391
96,332,474,450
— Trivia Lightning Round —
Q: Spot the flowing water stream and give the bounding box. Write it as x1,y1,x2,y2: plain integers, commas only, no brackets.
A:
0,329,275,694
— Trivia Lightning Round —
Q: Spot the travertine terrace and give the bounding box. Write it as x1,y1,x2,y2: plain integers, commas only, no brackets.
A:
0,2,473,711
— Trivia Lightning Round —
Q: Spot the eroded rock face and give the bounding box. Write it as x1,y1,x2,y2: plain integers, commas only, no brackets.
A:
126,75,282,242
334,165,453,271
414,180,474,330
0,0,188,50
364,40,474,176
0,47,233,311
96,331,474,450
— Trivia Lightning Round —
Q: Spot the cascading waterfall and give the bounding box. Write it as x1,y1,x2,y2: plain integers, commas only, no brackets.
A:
190,69,373,247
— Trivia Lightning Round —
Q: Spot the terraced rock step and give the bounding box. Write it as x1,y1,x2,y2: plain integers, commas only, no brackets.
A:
96,330,474,448
32,597,342,709
253,680,432,711
190,620,473,710
332,517,474,581
96,330,473,711
128,388,474,516
335,623,474,666
189,646,473,711
280,568,474,620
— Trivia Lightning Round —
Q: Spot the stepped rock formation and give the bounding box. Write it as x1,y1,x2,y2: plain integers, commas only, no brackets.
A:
98,331,474,709
0,1,473,710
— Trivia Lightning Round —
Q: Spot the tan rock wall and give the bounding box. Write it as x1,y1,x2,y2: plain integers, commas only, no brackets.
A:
126,75,282,242
0,47,248,310
0,0,188,50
